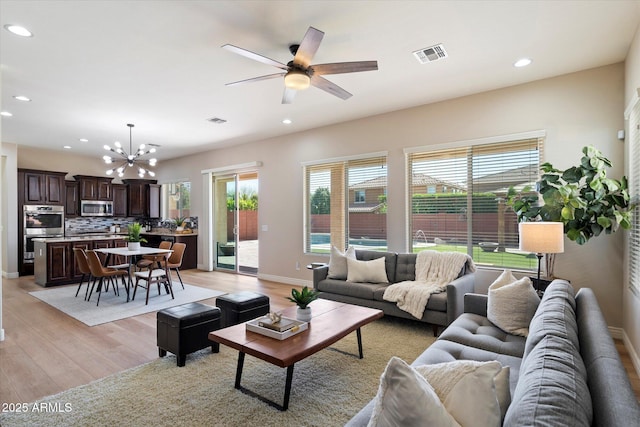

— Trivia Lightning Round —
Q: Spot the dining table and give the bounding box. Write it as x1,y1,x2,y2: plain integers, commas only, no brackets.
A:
95,246,173,302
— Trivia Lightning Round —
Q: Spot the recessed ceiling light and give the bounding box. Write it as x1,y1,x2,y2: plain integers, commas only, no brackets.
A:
0,111,13,117
79,138,89,142
63,145,72,150
13,95,31,102
282,119,292,125
514,58,532,68
4,24,33,37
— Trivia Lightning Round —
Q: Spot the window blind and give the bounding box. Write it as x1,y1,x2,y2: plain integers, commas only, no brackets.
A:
407,138,542,270
628,99,640,295
304,155,387,253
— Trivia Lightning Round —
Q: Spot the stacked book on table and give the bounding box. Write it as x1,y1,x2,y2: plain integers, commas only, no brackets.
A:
246,316,308,340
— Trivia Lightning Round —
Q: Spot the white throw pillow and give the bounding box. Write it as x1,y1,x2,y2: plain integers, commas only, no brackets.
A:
327,245,355,279
487,269,540,337
368,357,461,427
347,256,388,283
415,360,505,427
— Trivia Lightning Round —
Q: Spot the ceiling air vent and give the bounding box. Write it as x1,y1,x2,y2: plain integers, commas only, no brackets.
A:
413,44,448,64
207,117,227,124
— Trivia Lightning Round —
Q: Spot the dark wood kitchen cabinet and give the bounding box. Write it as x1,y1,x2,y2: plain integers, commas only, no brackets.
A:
112,184,128,217
123,179,160,218
65,181,79,217
74,175,113,201
35,237,129,286
45,242,73,286
19,169,67,205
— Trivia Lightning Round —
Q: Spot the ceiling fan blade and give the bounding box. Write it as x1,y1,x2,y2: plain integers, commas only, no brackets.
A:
282,88,297,104
222,44,289,71
293,27,324,68
225,73,285,86
311,61,378,75
310,75,352,100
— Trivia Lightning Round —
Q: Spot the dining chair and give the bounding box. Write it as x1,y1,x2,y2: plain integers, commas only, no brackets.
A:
132,253,174,305
73,247,92,300
136,240,172,270
85,250,129,306
165,242,186,289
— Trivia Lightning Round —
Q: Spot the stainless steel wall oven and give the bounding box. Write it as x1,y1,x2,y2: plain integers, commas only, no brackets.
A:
23,205,64,263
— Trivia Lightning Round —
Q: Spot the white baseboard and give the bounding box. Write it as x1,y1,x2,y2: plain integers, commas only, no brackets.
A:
609,326,623,340
0,329,4,341
623,330,640,379
257,273,312,288
2,271,19,279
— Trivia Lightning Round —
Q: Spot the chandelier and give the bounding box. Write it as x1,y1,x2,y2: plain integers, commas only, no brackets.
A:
103,123,157,177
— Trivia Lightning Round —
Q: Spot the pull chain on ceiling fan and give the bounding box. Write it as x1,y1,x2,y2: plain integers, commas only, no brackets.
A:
222,26,378,104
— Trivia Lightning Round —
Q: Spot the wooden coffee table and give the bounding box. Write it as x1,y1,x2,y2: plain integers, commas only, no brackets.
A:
208,299,383,410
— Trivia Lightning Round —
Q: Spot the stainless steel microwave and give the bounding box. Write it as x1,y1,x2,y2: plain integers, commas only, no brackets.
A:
80,200,113,216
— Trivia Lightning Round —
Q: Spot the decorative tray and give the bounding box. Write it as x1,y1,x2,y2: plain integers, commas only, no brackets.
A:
246,316,308,340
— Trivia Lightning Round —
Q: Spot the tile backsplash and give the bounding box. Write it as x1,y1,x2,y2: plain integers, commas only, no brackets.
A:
65,216,198,234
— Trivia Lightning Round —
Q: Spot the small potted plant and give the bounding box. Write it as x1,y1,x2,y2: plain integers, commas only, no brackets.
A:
286,286,319,322
126,222,147,251
174,216,188,232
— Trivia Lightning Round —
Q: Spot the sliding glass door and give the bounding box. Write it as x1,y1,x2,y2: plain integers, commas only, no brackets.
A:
214,172,259,274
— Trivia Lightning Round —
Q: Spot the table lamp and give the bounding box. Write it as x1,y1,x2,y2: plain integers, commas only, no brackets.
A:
519,221,565,293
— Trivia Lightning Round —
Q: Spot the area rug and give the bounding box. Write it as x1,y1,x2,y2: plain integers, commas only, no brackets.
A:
0,317,435,427
29,284,225,326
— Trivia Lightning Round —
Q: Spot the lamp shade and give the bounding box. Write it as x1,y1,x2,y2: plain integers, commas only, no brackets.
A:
519,222,565,254
284,70,310,90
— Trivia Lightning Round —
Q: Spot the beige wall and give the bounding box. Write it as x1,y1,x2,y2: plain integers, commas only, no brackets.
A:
4,63,632,338
156,63,629,331
624,23,640,371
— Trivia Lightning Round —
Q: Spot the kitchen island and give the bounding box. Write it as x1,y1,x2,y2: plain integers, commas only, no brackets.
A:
34,235,128,287
33,230,198,286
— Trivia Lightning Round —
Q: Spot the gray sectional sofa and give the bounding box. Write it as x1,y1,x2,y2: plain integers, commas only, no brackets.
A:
312,250,475,335
346,280,640,426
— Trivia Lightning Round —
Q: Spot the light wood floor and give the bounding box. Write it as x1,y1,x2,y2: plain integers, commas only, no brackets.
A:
1,269,639,405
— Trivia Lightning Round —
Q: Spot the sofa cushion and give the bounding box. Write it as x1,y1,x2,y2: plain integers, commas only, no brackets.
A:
316,279,385,300
437,313,526,358
368,356,461,427
355,250,397,283
504,334,592,427
415,360,505,427
327,245,356,279
412,339,523,398
372,287,447,312
487,270,539,337
522,280,579,364
347,257,388,283
395,253,417,282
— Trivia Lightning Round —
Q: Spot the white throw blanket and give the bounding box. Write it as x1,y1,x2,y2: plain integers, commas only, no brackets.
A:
383,251,476,319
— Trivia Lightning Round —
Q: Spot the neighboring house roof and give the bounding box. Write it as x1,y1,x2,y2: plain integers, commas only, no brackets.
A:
348,203,385,213
471,165,539,193
349,174,466,191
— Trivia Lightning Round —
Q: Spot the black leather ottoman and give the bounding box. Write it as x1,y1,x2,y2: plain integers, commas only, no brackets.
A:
215,291,270,327
157,302,221,367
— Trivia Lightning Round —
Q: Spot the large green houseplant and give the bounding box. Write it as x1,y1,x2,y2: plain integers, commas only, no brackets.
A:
507,145,631,245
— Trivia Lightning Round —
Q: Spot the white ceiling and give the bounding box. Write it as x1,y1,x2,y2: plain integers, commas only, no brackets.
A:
1,1,639,162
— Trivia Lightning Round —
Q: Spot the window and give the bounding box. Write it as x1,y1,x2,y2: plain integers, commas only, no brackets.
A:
304,154,387,253
407,137,543,270
627,96,640,295
162,181,191,220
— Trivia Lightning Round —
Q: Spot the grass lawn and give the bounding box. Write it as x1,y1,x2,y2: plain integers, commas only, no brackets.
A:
310,244,537,270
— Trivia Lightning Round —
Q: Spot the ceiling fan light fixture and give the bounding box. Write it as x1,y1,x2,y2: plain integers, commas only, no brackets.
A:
284,70,310,90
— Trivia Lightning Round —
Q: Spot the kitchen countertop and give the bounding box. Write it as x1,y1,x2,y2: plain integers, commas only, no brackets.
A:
33,230,198,243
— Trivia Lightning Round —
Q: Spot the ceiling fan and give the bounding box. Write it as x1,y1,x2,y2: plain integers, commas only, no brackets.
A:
222,26,378,104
